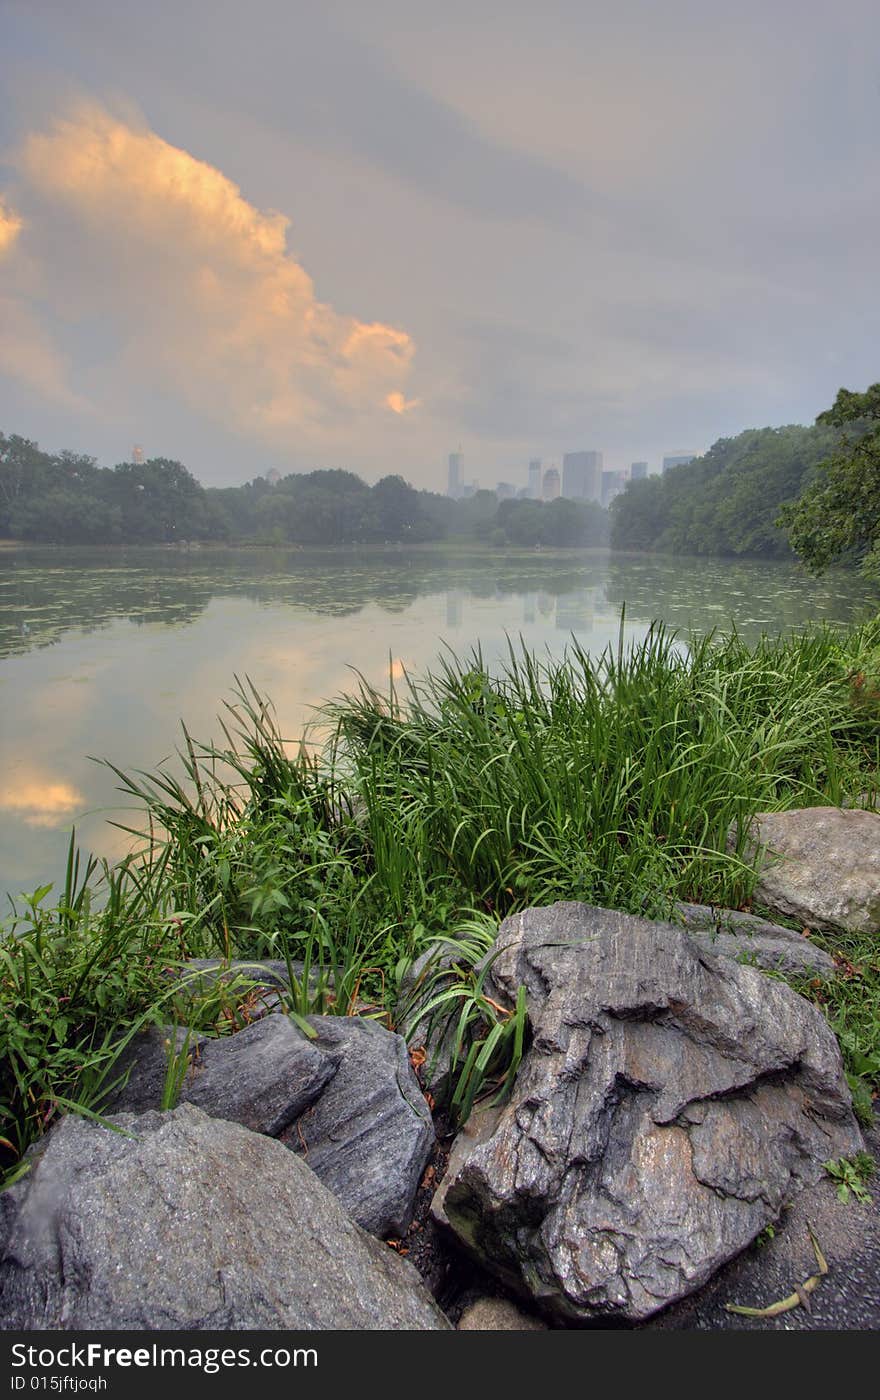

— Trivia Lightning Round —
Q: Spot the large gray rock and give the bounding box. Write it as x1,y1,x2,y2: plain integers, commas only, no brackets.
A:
279,1017,434,1238
653,1109,880,1331
731,807,880,935
432,902,863,1324
674,903,836,978
109,1015,337,1135
0,1104,450,1330
103,1024,206,1114
182,1015,337,1133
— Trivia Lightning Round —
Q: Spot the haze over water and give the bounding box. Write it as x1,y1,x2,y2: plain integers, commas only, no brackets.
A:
3,545,879,902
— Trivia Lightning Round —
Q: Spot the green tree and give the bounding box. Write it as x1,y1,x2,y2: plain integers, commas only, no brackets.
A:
779,383,880,578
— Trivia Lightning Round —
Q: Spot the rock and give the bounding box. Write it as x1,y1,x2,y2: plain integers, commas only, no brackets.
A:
279,1017,434,1238
0,1104,451,1330
433,902,863,1324
674,903,836,978
652,1110,880,1331
457,1296,548,1330
104,1024,206,1114
108,1015,337,1135
182,957,296,993
730,806,880,935
181,1015,337,1133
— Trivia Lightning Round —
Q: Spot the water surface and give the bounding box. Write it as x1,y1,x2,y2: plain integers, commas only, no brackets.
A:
2,545,878,900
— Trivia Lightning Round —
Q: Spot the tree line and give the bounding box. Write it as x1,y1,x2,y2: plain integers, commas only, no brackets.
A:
0,434,608,549
610,383,880,578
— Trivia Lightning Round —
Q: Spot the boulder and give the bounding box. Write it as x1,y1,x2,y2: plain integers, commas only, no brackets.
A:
673,903,836,978
181,1015,337,1133
103,1024,206,1114
432,902,863,1323
0,1104,451,1330
109,1014,337,1135
653,1109,880,1330
279,1017,434,1238
182,957,296,994
730,807,880,935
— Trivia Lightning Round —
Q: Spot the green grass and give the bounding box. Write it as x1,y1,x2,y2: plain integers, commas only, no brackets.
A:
3,613,880,1183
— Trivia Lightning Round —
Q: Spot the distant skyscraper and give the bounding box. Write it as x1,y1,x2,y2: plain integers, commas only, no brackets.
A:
562,451,603,502
662,453,696,474
447,450,464,498
132,445,145,465
265,468,281,485
630,461,648,481
495,481,515,500
601,470,626,508
542,466,561,501
528,459,542,499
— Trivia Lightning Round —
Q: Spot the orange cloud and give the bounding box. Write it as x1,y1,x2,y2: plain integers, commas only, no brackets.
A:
6,103,416,442
0,199,22,257
386,391,421,415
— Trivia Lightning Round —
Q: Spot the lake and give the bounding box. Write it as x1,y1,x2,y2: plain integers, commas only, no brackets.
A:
2,544,879,903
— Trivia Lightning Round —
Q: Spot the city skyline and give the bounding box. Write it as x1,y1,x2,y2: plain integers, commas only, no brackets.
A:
444,443,695,501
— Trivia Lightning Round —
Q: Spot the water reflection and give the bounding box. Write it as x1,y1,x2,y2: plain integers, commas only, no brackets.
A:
2,545,879,899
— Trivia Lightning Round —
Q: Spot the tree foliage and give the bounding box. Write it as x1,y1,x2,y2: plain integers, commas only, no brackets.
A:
610,423,841,559
0,430,609,548
778,383,880,579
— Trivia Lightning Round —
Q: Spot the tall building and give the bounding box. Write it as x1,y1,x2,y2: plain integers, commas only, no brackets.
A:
132,445,145,465
447,450,464,498
528,459,542,499
662,453,695,474
562,450,603,502
265,468,281,486
542,466,561,501
601,470,626,508
495,482,515,501
630,461,648,481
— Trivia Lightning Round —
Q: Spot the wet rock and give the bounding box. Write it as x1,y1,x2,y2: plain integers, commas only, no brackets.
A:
279,1016,434,1238
730,806,880,935
104,1024,206,1115
652,1110,880,1331
109,1014,337,1135
0,1105,451,1330
674,902,836,978
433,902,863,1324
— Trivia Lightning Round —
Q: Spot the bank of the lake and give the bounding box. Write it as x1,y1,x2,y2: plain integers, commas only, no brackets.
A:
2,616,880,1193
4,544,880,898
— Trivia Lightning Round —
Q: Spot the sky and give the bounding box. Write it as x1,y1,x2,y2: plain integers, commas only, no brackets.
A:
1,0,878,491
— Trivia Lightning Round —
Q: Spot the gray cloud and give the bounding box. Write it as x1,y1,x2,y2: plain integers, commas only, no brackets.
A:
1,0,878,487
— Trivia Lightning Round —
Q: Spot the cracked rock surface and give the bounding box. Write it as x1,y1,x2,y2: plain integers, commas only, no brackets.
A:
0,1104,451,1330
432,902,863,1323
730,806,880,935
279,1016,435,1238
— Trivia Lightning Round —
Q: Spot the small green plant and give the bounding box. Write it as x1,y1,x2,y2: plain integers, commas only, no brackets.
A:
399,914,529,1124
824,1152,876,1205
160,1028,198,1110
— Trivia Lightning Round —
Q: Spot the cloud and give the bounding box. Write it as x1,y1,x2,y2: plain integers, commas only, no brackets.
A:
3,103,416,448
0,199,23,257
385,390,420,415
